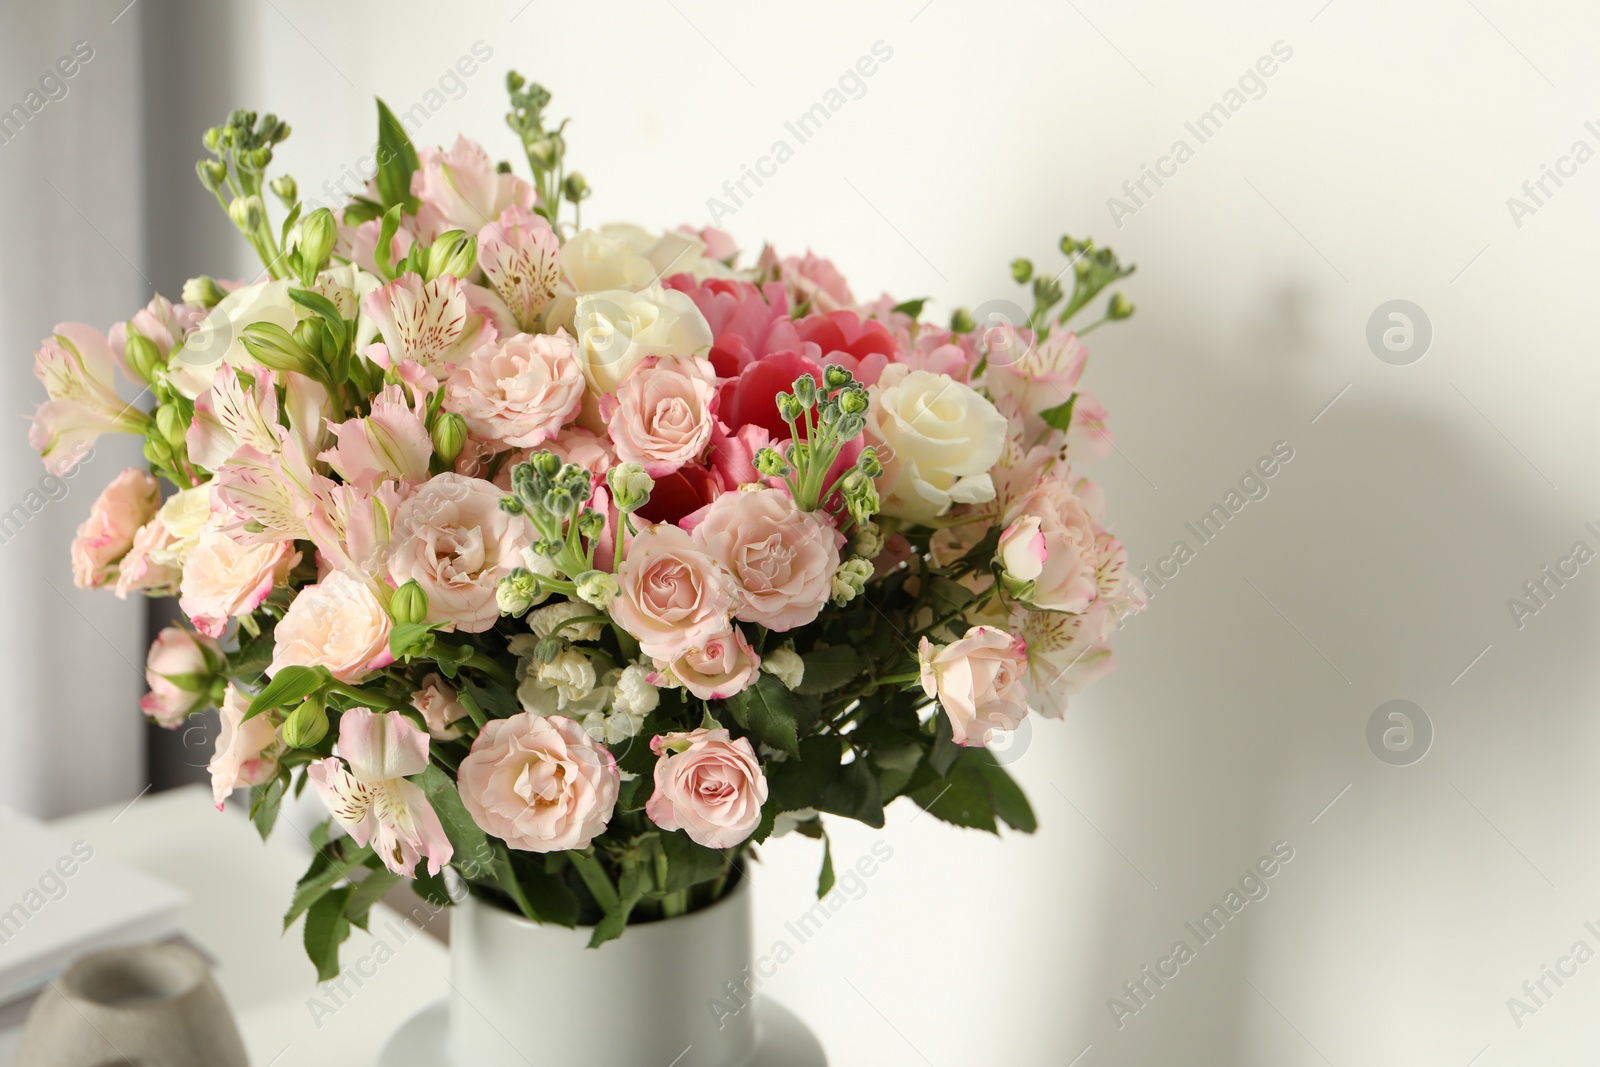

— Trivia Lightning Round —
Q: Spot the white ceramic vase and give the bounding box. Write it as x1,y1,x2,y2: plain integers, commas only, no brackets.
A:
379,876,826,1067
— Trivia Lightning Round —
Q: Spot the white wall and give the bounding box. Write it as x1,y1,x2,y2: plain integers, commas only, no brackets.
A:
30,0,1600,1061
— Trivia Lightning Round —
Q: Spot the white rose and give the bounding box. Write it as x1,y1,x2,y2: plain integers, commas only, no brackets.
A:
570,287,713,395
559,225,662,294
866,366,1008,524
169,280,298,399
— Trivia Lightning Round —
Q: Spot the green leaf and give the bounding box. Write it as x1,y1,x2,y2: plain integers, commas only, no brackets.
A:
388,621,438,661
454,686,490,730
590,854,646,948
818,756,885,829
1039,392,1077,433
415,764,495,881
461,677,517,719
870,743,925,800
795,646,863,696
891,297,928,319
374,204,404,280
341,196,383,226
284,841,376,929
344,868,401,932
657,831,726,894
247,665,328,721
249,776,287,841
974,754,1038,833
412,868,454,907
568,850,620,915
909,754,997,833
930,710,961,776
924,575,977,620
287,288,349,353
767,736,841,813
374,100,420,213
617,773,653,813
489,841,540,922
513,861,580,927
724,674,801,757
303,886,353,982
816,832,835,898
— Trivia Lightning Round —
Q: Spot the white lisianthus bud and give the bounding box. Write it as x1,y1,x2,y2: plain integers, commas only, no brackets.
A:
760,645,805,690
575,569,621,609
497,568,541,617
612,663,661,718
526,599,604,642
607,462,655,513
831,558,873,605
536,648,596,706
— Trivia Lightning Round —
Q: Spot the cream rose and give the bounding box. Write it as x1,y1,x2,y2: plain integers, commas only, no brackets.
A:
444,330,585,450
918,625,1030,747
866,366,1008,523
689,487,840,631
457,712,620,852
604,356,718,475
1002,476,1097,613
140,626,221,728
115,485,211,598
609,523,735,660
179,521,300,638
268,570,394,683
387,473,534,633
645,728,769,849
208,685,284,809
570,286,712,396
168,279,298,399
652,626,761,700
71,468,159,589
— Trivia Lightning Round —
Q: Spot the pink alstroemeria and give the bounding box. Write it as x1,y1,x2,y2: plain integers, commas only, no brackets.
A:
308,708,453,878
361,272,496,379
411,135,537,241
319,383,432,487
188,364,280,471
477,206,561,333
305,477,407,589
108,294,205,378
29,324,148,474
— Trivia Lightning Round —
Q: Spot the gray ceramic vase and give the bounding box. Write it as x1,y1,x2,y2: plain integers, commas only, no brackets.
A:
14,942,247,1067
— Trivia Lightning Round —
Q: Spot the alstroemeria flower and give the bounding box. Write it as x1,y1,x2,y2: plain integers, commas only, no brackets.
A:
411,135,537,241
308,708,453,878
477,207,560,333
29,324,148,475
362,272,496,379
320,382,433,487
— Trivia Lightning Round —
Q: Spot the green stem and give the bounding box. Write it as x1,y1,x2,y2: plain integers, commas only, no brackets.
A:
464,652,515,687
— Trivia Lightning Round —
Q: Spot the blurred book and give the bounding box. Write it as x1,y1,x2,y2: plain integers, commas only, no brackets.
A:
0,807,186,1006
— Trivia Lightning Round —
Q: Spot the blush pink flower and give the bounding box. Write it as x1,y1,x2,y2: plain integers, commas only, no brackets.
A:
308,709,453,877
981,326,1087,435
30,324,146,474
306,478,407,589
1002,476,1098,613
768,248,856,314
444,330,584,450
997,515,1048,583
664,276,797,377
609,523,735,660
108,294,204,376
651,626,761,700
457,712,619,853
688,487,840,631
116,487,211,599
387,473,533,632
268,570,394,683
208,685,284,809
362,272,497,379
477,207,561,333
71,468,160,589
320,382,433,487
411,135,537,241
1011,605,1117,718
603,356,719,475
335,210,415,275
140,626,221,728
645,728,768,849
179,522,301,638
795,311,900,386
411,674,470,741
918,625,1030,747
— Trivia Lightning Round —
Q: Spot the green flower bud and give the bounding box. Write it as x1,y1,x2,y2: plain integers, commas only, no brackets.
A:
776,393,803,424
576,508,605,540
753,447,789,477
851,521,885,559
497,568,540,616
228,195,265,234
838,385,869,415
143,437,173,468
427,231,477,280
1107,292,1135,320
607,462,655,513
562,171,591,203
1010,257,1034,284
822,365,853,391
202,126,223,153
856,446,883,478
297,207,337,275
574,569,620,609
817,401,839,426
154,404,187,449
431,412,467,465
281,694,329,749
831,558,873,606
534,451,562,477
123,330,164,385
835,412,866,440
196,159,228,194
543,488,574,518
792,373,818,409
269,175,299,207
182,275,227,309
949,307,975,334
391,580,429,625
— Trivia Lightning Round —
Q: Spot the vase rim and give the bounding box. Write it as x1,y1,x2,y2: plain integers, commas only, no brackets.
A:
461,863,749,939
59,943,207,1010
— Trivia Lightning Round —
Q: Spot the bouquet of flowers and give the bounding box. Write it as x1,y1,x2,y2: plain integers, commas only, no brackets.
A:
32,74,1142,976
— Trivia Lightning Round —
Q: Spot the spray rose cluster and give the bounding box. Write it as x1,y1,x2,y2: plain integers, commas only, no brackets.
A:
32,75,1141,977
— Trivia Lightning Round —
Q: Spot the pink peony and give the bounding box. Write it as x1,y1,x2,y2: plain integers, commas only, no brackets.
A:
307,709,453,877
320,383,433,487
714,347,825,446
603,356,719,476
444,330,585,450
795,310,900,386
645,728,768,849
71,468,160,589
918,625,1030,747
477,207,560,333
457,712,619,853
411,135,537,241
411,674,470,741
609,523,735,660
268,570,394,683
664,276,797,378
179,522,301,638
208,685,284,809
688,487,840,631
140,626,221,728
651,626,761,700
387,473,533,632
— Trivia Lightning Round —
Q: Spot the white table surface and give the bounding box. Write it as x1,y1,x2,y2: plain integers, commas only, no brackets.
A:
0,784,449,1067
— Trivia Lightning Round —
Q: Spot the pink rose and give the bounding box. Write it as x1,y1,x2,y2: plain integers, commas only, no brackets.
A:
609,523,735,660
651,626,761,700
603,356,719,476
645,728,768,849
308,708,453,877
688,488,840,631
320,383,432,487
71,468,160,589
411,674,470,741
140,626,221,728
1002,476,1098,613
444,331,585,450
208,685,283,809
268,570,394,683
387,473,533,632
411,135,537,241
179,522,300,638
457,712,619,853
918,625,1030,747
542,425,617,480
478,207,560,333
115,486,210,599
997,515,1048,583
